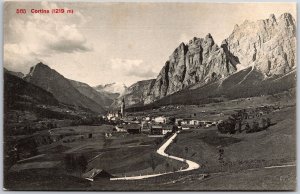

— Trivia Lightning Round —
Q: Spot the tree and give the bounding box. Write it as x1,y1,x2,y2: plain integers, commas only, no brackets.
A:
218,148,224,164
168,117,176,125
266,118,271,127
235,120,242,133
64,154,76,172
173,138,177,144
64,154,87,175
245,122,251,133
149,153,158,172
252,121,259,132
217,119,236,134
77,155,88,174
261,118,267,129
185,147,189,154
165,162,170,171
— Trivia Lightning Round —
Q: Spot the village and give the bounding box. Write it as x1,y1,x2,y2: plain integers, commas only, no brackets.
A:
104,97,279,137
105,99,221,136
4,95,295,189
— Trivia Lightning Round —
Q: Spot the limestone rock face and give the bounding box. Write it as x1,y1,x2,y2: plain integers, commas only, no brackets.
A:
115,34,238,108
148,34,238,102
115,13,296,108
113,79,155,107
224,13,296,75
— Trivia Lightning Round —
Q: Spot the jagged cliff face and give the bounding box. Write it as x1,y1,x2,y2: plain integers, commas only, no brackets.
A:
115,34,237,107
114,13,296,108
149,34,238,102
224,13,296,75
113,79,155,107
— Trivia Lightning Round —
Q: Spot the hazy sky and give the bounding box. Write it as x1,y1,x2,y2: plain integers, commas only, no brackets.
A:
4,2,296,86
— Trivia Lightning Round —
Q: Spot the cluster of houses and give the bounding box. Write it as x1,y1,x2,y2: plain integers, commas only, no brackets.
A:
106,113,220,135
105,99,221,136
106,112,122,121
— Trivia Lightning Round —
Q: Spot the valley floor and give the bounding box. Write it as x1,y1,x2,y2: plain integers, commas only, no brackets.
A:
4,96,296,191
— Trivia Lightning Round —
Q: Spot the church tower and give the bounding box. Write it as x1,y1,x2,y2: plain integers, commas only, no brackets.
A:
121,98,125,118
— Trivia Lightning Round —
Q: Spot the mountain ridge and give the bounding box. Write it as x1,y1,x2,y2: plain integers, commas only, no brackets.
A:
94,82,127,97
24,62,106,113
114,12,296,109
69,79,115,109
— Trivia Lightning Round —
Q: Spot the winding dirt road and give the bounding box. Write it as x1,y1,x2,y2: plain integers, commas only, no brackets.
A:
110,131,200,180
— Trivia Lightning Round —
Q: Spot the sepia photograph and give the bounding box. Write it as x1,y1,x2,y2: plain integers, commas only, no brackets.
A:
2,1,297,191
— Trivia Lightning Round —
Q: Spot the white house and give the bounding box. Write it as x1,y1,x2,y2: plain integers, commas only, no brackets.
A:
115,125,127,132
107,112,121,120
177,118,200,126
154,116,167,124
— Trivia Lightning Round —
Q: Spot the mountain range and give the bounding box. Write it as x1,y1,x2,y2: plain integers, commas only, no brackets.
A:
114,13,296,109
69,79,115,109
23,63,108,113
94,82,127,96
4,13,296,113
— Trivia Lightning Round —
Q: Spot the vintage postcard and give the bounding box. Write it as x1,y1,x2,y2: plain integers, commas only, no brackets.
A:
3,1,296,191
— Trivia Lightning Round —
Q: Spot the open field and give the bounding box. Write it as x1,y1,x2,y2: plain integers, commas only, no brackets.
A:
87,165,295,191
167,105,295,174
127,90,295,121
4,124,186,190
89,102,296,190
4,95,296,190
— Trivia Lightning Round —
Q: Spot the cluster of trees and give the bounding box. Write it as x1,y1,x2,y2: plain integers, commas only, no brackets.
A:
217,109,272,134
5,137,39,168
217,118,237,134
35,107,80,120
10,121,58,136
244,118,271,133
70,116,106,126
64,154,88,176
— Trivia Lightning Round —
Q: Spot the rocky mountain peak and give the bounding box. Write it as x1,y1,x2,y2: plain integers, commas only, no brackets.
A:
24,62,106,113
233,24,239,31
32,62,51,70
280,12,294,21
27,62,53,78
225,12,296,75
116,33,237,107
268,13,277,23
205,33,213,39
278,13,296,34
113,13,296,109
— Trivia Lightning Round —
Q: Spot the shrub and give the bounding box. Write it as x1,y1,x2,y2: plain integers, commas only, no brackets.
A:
217,119,236,134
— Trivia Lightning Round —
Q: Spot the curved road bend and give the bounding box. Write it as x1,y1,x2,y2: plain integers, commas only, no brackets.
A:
110,131,200,181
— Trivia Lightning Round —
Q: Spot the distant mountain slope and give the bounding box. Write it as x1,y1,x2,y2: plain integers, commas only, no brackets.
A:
4,68,24,78
24,63,106,113
127,66,296,111
4,71,59,107
116,13,296,109
69,79,114,108
112,79,156,108
94,82,127,96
